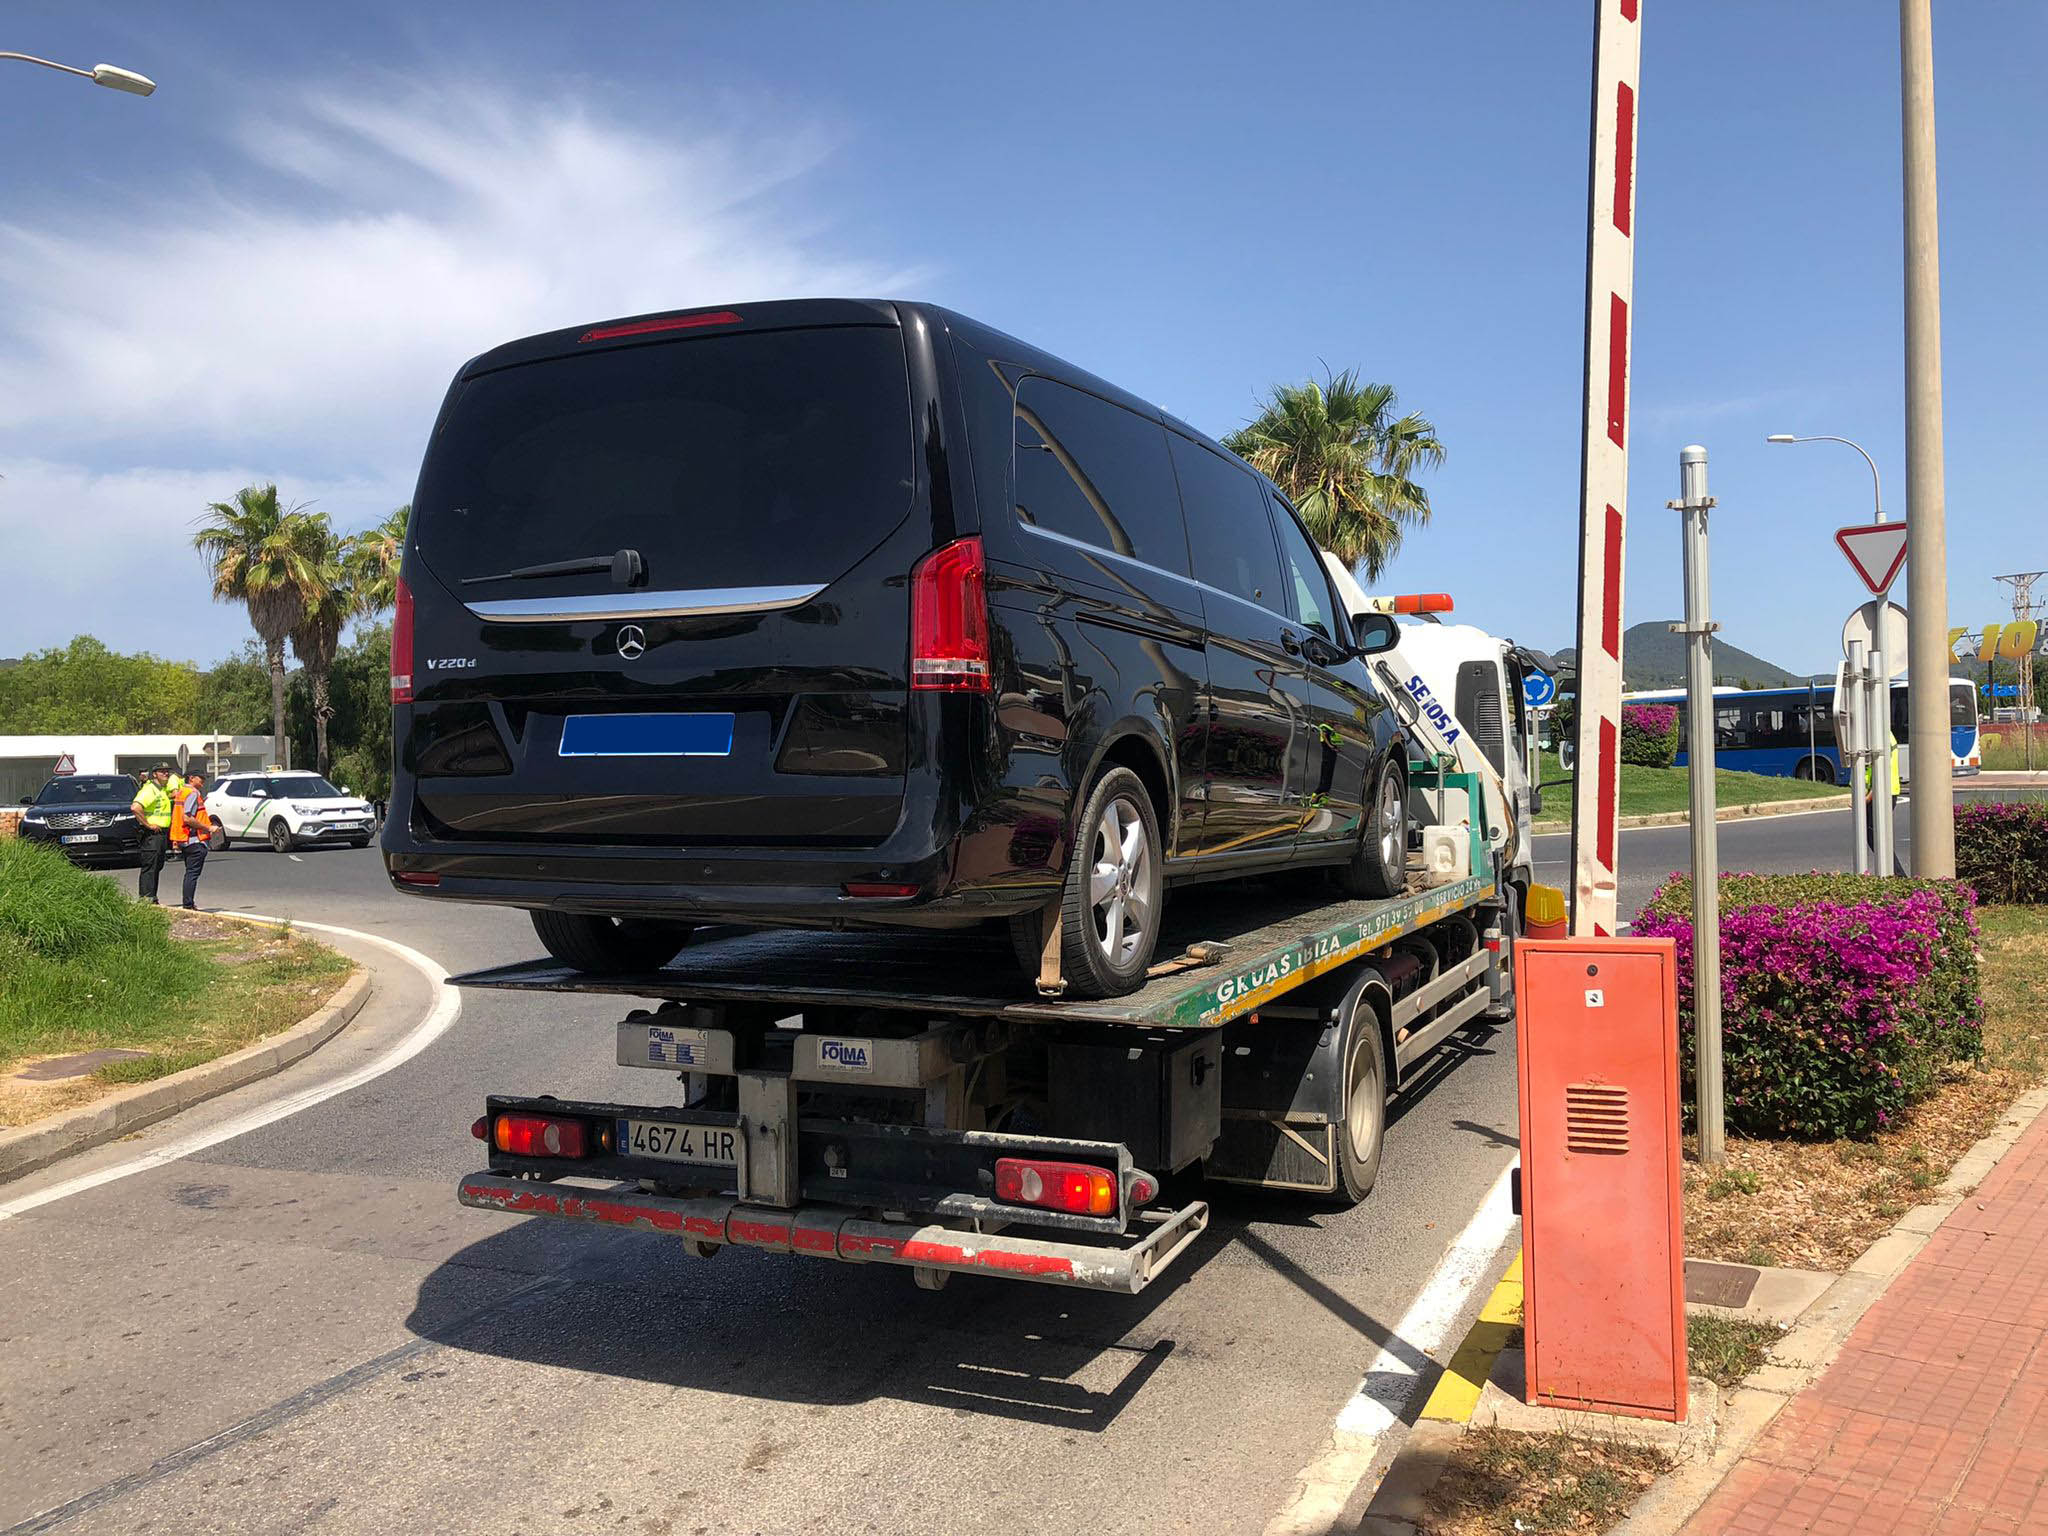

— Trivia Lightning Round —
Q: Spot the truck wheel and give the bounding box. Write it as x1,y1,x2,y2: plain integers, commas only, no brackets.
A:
1338,762,1407,899
1053,766,1163,999
1337,1005,1388,1202
530,911,694,973
268,818,296,854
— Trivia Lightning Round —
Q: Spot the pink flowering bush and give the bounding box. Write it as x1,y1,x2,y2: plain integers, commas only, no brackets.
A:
1620,704,1679,767
1636,873,1982,1140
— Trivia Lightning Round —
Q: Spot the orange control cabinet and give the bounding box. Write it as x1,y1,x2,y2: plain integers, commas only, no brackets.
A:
1514,938,1686,1421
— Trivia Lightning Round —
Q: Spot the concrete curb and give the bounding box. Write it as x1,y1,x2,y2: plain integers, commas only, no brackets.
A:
1537,794,1850,834
0,944,370,1187
1611,1080,2048,1536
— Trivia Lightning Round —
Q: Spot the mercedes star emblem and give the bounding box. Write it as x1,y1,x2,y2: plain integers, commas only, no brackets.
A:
616,624,647,660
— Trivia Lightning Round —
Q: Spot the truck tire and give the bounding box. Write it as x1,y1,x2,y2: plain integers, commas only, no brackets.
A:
531,911,693,974
1338,761,1407,899
1051,766,1163,999
1336,994,1388,1201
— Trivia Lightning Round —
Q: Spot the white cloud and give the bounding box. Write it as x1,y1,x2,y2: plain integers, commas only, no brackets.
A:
0,76,917,657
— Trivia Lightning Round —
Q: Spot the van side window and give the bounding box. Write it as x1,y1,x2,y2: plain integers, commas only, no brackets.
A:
1267,495,1335,638
1171,434,1285,611
1013,377,1187,575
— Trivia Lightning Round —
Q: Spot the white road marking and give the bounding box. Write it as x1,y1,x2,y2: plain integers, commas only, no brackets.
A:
0,917,459,1220
1265,1161,1519,1534
288,854,304,863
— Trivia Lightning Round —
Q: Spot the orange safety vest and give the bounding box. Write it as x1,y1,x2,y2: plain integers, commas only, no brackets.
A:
170,787,210,846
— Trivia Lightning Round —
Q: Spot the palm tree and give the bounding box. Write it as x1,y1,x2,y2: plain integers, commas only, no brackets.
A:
1223,372,1445,582
290,517,351,776
194,484,323,763
344,504,409,618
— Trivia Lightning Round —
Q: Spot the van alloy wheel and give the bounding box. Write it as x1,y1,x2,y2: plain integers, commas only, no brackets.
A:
1376,772,1404,872
1090,793,1154,969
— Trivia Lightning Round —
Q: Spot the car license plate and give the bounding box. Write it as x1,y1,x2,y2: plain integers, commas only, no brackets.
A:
559,713,735,757
618,1118,740,1166
60,833,100,844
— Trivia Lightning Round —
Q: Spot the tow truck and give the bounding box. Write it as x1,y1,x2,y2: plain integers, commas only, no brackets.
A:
451,602,1538,1295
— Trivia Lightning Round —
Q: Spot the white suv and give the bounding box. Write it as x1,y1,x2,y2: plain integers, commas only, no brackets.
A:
211,772,378,853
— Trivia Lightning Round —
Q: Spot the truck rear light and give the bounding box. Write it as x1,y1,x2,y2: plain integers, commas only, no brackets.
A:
1127,1171,1159,1205
470,1116,488,1140
994,1158,1117,1216
841,881,919,899
493,1113,589,1159
910,536,992,692
391,572,415,703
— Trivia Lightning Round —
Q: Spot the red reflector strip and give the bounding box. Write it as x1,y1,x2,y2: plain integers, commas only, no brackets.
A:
394,871,440,887
841,882,919,899
579,310,742,343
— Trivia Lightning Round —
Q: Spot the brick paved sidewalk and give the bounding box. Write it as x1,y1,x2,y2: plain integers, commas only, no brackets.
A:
1682,1112,2048,1535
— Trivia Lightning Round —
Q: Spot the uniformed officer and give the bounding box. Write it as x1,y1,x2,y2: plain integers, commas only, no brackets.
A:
131,763,176,903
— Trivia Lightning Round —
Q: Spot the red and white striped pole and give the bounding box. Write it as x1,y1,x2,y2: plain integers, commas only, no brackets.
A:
1567,0,1643,938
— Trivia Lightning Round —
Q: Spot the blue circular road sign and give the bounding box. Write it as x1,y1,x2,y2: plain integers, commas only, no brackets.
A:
1523,669,1557,709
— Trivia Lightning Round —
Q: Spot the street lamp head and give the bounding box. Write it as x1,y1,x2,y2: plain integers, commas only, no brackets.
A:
1766,434,1797,444
89,63,155,95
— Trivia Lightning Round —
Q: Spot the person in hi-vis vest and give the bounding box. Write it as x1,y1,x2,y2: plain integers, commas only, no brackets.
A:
130,764,176,903
169,770,215,910
1863,735,1902,875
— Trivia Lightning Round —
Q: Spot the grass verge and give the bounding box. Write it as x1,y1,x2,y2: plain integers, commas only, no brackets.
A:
0,841,353,1127
1423,1428,1668,1536
1687,1315,1780,1389
1681,903,2048,1271
1534,751,1843,825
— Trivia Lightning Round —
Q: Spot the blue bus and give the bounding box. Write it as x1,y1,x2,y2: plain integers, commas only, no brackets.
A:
1624,679,1980,785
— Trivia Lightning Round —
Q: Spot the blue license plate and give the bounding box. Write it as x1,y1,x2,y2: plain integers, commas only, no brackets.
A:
559,713,735,757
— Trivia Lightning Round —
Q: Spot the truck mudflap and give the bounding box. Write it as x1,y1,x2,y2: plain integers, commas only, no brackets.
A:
457,1171,1210,1294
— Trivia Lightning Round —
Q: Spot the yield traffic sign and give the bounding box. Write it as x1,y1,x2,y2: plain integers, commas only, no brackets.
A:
1835,522,1909,595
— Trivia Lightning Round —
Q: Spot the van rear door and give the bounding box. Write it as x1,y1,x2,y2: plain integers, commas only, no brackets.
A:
403,318,924,848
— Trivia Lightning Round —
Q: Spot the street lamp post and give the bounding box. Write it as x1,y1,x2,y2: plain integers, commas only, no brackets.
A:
1768,432,1895,875
0,51,156,95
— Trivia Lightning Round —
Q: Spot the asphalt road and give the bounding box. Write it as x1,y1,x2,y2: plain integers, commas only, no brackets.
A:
1,806,1880,1535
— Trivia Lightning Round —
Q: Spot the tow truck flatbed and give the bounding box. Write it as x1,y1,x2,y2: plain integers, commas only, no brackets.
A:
450,871,1495,1032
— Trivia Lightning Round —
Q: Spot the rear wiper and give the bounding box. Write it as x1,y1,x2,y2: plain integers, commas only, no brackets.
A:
463,548,645,586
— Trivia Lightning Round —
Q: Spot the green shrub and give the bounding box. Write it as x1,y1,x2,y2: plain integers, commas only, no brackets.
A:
1954,801,2048,906
0,838,167,957
1637,873,1982,1139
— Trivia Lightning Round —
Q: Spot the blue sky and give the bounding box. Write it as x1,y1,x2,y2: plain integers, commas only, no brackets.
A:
3,1,2042,676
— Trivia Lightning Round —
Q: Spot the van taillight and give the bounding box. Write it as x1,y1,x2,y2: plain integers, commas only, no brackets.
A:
910,537,991,692
391,573,414,703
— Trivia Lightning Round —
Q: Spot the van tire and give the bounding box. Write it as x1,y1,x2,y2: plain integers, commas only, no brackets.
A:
1053,766,1163,999
531,911,693,974
1338,761,1407,899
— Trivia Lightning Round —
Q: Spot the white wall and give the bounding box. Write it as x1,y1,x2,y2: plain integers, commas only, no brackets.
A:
1,735,275,805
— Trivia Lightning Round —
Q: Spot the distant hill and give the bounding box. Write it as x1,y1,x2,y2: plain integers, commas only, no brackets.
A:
1554,621,1802,691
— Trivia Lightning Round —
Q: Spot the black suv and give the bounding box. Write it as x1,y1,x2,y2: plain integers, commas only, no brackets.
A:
384,301,1411,996
17,774,146,863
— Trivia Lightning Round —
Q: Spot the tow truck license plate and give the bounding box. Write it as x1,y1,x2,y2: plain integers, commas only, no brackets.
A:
618,1118,739,1167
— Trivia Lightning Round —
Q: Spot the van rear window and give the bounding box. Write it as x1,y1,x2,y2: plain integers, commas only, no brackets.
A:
414,326,913,594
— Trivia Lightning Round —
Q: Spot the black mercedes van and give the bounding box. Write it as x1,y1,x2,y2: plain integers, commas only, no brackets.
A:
383,300,1410,996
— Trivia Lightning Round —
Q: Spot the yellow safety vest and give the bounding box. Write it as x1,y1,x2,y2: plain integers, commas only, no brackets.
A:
136,780,174,829
1863,747,1901,799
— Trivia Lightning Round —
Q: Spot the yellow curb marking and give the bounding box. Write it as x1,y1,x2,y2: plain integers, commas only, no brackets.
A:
1419,1248,1523,1422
